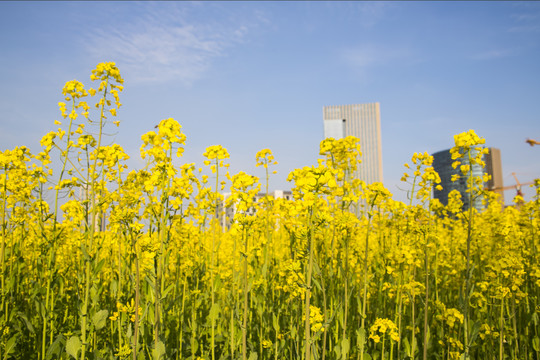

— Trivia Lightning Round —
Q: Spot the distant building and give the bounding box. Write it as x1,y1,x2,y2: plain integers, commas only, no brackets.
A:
220,190,293,230
77,184,107,231
484,147,504,202
432,147,504,210
322,103,383,184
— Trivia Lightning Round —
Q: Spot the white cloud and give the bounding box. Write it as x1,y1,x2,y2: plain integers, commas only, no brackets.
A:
354,2,393,28
84,4,255,84
471,49,515,60
317,2,393,29
341,44,414,71
510,13,538,22
508,24,540,33
508,6,540,33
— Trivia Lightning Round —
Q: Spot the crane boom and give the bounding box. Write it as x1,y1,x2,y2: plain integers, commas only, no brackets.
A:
487,172,535,202
490,182,534,192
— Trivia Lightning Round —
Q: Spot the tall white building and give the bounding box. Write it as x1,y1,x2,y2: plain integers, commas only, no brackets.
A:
220,190,293,230
323,103,383,184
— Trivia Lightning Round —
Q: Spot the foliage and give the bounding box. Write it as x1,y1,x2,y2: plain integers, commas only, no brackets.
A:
1,64,539,360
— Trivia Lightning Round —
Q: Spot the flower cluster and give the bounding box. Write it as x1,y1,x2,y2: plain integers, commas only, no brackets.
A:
369,318,399,343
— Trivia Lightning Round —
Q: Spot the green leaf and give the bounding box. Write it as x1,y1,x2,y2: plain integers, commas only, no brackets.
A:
312,277,322,292
153,340,166,360
209,303,220,322
17,313,35,334
248,351,258,360
469,320,481,346
272,313,279,332
425,325,431,350
403,337,411,357
261,261,268,277
162,284,175,300
532,311,539,326
532,336,540,352
92,309,109,331
148,305,155,325
94,258,106,273
2,335,18,360
213,274,223,292
312,344,320,360
81,244,91,262
110,278,118,294
334,343,341,359
312,259,322,277
256,302,264,317
356,327,366,349
341,338,350,358
46,335,63,360
65,336,81,359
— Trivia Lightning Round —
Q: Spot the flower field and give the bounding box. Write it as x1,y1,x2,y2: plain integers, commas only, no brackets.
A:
1,63,539,360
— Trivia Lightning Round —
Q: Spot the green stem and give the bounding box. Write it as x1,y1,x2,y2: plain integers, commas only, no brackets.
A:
463,151,474,360
499,296,504,360
242,226,249,360
41,96,77,360
81,79,108,360
511,296,518,359
411,270,416,360
343,233,349,343
210,159,220,360
423,231,429,360
360,211,373,360
305,205,314,360
1,166,8,324
132,230,141,360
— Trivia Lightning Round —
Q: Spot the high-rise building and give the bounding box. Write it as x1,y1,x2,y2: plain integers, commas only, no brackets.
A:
322,103,383,184
432,147,504,211
220,190,293,230
484,147,504,202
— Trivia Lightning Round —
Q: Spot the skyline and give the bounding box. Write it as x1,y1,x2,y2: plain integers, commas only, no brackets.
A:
1,2,539,205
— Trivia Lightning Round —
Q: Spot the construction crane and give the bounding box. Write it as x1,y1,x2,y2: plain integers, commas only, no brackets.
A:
526,138,540,146
489,172,534,199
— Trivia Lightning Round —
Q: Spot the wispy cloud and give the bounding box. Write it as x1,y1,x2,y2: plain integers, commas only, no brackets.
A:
471,48,515,60
508,6,540,33
84,4,256,84
508,24,540,33
319,2,393,29
341,44,414,71
510,13,538,22
353,2,393,28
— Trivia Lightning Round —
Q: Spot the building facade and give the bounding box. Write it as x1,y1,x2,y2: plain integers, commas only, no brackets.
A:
432,147,504,211
220,190,293,230
484,147,504,203
322,103,383,184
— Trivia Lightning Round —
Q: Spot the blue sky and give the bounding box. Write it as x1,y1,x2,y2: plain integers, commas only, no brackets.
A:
1,1,539,204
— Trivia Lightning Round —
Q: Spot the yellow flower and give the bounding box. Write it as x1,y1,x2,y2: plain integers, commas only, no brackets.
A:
302,305,325,333
369,318,399,343
369,334,381,343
